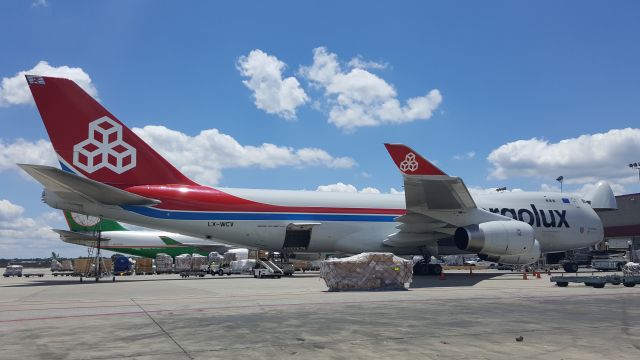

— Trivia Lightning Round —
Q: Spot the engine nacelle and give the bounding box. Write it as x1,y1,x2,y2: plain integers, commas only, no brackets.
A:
480,239,541,265
454,220,535,255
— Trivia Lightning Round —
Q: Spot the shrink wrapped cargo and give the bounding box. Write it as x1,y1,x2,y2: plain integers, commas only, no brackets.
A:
224,252,238,264
73,258,93,274
50,259,63,271
135,258,153,274
208,252,223,265
292,260,310,271
623,262,640,276
228,248,249,260
175,254,192,271
320,252,413,291
74,258,112,275
61,260,74,271
230,259,256,272
191,254,208,271
155,253,173,273
113,256,134,273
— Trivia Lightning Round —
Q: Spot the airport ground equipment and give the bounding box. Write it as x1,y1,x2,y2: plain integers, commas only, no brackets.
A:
252,259,284,278
22,273,45,278
3,265,23,277
550,273,640,288
51,271,76,277
179,270,207,278
591,255,627,271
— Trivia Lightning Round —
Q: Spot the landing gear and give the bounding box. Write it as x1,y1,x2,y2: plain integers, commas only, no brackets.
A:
563,262,579,273
413,259,442,276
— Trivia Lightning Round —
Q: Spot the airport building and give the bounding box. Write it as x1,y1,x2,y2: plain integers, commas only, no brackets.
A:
599,193,640,261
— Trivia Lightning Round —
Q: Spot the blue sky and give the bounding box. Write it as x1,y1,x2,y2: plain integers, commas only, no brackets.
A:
1,1,640,257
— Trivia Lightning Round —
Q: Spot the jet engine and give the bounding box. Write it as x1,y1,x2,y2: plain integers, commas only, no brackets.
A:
478,239,541,265
454,220,535,256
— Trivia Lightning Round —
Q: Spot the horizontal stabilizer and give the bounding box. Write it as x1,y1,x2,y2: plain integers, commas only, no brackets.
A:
54,229,111,243
18,164,159,206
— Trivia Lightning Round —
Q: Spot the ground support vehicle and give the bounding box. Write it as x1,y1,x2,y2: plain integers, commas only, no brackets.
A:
591,257,627,272
551,274,640,288
252,259,284,279
22,273,45,278
214,267,241,276
179,271,208,278
3,265,23,277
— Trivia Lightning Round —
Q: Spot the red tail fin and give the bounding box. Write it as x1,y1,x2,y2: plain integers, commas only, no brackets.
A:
384,143,446,176
26,75,197,188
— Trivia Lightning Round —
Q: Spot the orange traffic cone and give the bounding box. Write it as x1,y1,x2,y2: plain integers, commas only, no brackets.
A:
522,272,528,280
439,271,446,280
536,272,541,279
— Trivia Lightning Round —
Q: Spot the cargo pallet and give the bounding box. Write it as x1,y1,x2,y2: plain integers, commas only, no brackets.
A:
52,271,76,277
550,274,640,288
22,273,45,278
179,271,208,278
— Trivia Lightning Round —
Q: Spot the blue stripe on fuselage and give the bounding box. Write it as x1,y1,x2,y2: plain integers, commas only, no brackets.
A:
121,205,397,222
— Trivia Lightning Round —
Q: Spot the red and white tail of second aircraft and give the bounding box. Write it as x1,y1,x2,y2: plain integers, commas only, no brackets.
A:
19,75,613,270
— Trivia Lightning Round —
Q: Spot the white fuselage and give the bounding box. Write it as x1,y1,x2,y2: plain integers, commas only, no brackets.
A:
48,187,604,256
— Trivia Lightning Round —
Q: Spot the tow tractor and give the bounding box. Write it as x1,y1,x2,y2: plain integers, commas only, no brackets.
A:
3,265,44,278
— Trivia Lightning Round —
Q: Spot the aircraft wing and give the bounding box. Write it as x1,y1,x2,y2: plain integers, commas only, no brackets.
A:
18,164,159,206
383,144,507,247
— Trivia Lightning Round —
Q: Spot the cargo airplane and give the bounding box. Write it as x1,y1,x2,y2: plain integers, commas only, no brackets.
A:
56,211,233,258
19,75,616,275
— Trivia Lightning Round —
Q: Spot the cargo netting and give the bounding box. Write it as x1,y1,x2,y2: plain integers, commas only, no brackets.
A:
320,252,413,291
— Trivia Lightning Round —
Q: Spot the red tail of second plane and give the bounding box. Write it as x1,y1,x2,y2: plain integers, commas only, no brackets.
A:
26,75,196,189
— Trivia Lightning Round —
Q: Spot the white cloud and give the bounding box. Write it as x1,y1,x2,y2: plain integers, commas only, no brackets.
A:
347,55,388,70
467,186,524,197
360,187,381,194
541,182,626,196
1,126,354,186
315,183,401,194
0,61,97,107
31,0,48,8
488,128,640,185
316,182,358,193
0,199,25,219
300,47,442,131
453,151,476,160
237,49,308,119
132,125,355,185
0,138,57,174
0,199,63,256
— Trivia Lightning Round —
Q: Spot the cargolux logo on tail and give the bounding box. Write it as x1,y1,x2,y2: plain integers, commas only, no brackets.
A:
72,116,136,174
400,152,419,172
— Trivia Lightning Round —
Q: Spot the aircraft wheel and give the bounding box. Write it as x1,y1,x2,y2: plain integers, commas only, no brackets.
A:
563,262,578,273
430,264,443,276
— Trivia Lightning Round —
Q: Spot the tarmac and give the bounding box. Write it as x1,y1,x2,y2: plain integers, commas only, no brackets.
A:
1,268,639,359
